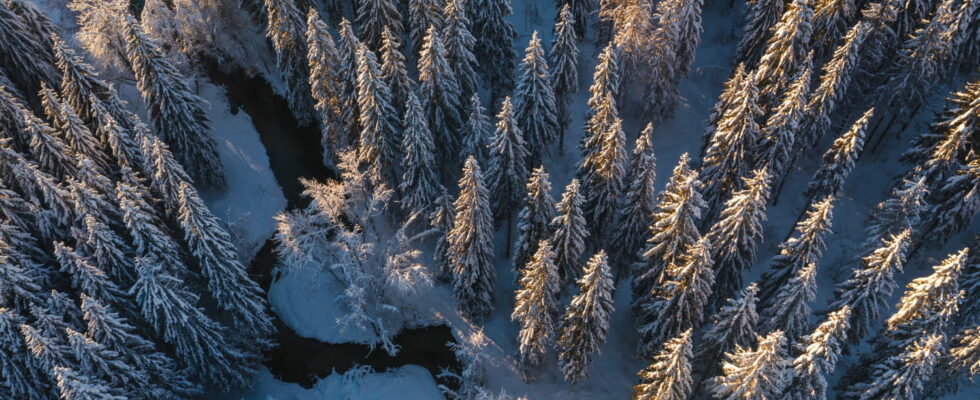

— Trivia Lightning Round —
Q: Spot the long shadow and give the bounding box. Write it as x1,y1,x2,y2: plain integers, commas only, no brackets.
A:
204,62,460,389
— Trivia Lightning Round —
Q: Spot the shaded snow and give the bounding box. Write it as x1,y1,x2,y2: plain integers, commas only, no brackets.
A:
225,365,444,400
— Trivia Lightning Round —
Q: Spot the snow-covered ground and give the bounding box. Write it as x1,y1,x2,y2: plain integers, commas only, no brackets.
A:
227,365,445,400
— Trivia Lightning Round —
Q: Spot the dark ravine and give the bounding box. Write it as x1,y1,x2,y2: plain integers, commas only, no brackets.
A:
204,63,460,389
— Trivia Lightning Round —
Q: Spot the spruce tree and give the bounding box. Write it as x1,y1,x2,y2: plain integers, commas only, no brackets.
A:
355,43,401,188
306,8,344,165
22,106,76,178
631,154,705,313
486,97,529,222
557,250,615,383
709,330,791,400
264,0,315,125
609,124,656,277
86,93,144,173
902,79,979,186
0,0,59,104
735,0,784,67
0,244,44,312
760,262,818,340
551,178,588,284
926,154,980,244
472,0,516,103
613,0,653,93
123,16,224,188
811,0,857,56
70,214,134,299
862,177,927,249
758,196,834,306
443,0,479,100
705,168,771,309
379,27,412,117
53,366,126,400
336,19,362,147
408,0,444,55
701,63,745,155
64,329,141,397
580,117,627,241
753,0,813,104
695,282,760,382
582,44,619,154
460,94,492,164
830,230,912,343
448,157,496,320
355,0,402,50
633,329,694,400
951,326,980,376
0,308,49,400
784,306,851,400
52,242,125,309
514,167,556,273
418,27,463,168
430,188,456,281
643,0,704,120
115,179,185,274
511,240,560,382
637,238,715,356
565,0,594,38
550,4,579,145
843,334,946,400
514,31,559,162
805,108,872,201
38,84,109,172
756,65,810,184
400,91,441,214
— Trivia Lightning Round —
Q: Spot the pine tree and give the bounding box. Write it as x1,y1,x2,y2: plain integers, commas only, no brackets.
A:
881,248,966,352
753,0,813,104
0,143,72,227
637,238,715,356
784,306,851,400
64,329,141,397
811,0,857,56
38,84,109,172
0,244,44,312
52,242,125,309
355,0,402,50
379,27,411,117
448,157,496,320
612,0,653,93
115,180,185,275
643,0,704,120
609,124,656,277
843,334,945,400
0,0,59,103
951,326,980,376
53,366,126,400
66,0,129,73
176,182,273,341
514,31,559,162
461,93,492,164
862,177,927,249
582,44,619,154
511,240,560,382
142,134,194,214
580,117,627,241
633,329,694,400
926,153,980,244
123,16,224,188
709,330,791,400
756,65,810,184
87,92,145,173
430,188,456,281
24,109,76,179
551,178,589,284
418,27,463,168
805,108,872,201
700,72,763,217
472,0,517,103
0,308,49,400
550,4,579,145
306,8,344,165
514,167,556,273
400,91,441,214
565,0,594,38
830,230,912,343
735,0,784,67
336,19,362,147
19,321,71,385
701,64,745,155
557,250,615,383
443,0,479,100
264,0,315,126
487,97,530,222
902,79,979,186
705,168,771,309
355,43,401,188
760,262,817,340
758,196,834,306
408,0,444,55
631,154,705,313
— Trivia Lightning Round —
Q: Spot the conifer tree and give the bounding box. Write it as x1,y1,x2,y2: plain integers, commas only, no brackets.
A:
760,262,817,340
514,31,559,162
565,0,594,38
843,334,946,400
176,182,273,341
418,27,463,167
784,306,851,400
709,330,791,400
551,178,588,284
811,0,857,56
631,154,705,312
582,44,619,155
514,167,556,273
443,0,479,100
557,250,615,383
408,0,444,55
643,0,704,120
66,0,129,73
550,5,579,144
926,154,980,244
71,214,133,288
830,230,912,343
805,108,872,201
902,79,979,186
355,43,401,188
0,245,44,312
38,84,109,172
379,27,412,117
53,366,126,400
863,177,927,249
86,92,145,173
580,118,627,241
735,0,784,67
609,124,656,277
700,72,763,217
951,326,980,376
633,329,694,400
0,308,49,400
701,64,745,155
0,142,72,227
400,92,441,214
355,0,402,50
487,97,529,222
472,0,517,103
64,329,141,397
758,196,834,306
511,240,560,382
461,94,491,164
22,107,76,178
336,19,362,147
705,168,771,309
448,157,496,320
756,65,810,183
115,180,185,274
123,16,224,188
52,242,125,309
612,0,653,93
19,321,71,385
306,8,344,165
430,188,456,281
637,238,715,356
753,0,813,104
264,0,315,126
0,0,59,101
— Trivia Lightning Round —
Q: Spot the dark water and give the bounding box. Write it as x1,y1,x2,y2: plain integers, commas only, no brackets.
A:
205,63,460,389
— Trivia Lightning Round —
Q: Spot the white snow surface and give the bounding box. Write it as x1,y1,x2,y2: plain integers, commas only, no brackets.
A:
225,365,444,400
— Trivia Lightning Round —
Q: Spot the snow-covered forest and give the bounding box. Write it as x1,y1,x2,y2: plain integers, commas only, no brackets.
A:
0,0,977,399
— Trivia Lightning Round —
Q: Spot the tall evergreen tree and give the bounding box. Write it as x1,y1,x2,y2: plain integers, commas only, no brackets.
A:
805,108,872,201
448,157,496,320
951,325,980,377
38,84,109,173
511,240,560,382
430,188,456,281
115,179,185,275
123,16,224,188
565,0,594,38
753,0,813,104
264,0,315,126
550,4,579,146
557,250,615,383
400,91,441,214
580,117,627,241
0,308,49,400
0,0,59,104
418,27,463,168
760,262,818,340
902,79,979,186
487,97,530,222
71,215,134,289
514,167,556,273
709,330,791,400
784,306,851,400
862,177,927,250
609,124,656,277
355,0,402,50
643,0,704,120
336,19,362,147
53,366,126,400
633,329,694,400
756,65,810,184
379,27,412,117
52,242,125,309
355,43,401,188
460,94,491,164
926,154,980,244
551,178,588,284
701,63,745,155
758,196,834,306
735,0,784,67
843,334,946,400
408,0,444,55
442,0,479,100
514,31,559,162
811,0,857,56
305,8,344,166
472,0,517,103
582,44,619,155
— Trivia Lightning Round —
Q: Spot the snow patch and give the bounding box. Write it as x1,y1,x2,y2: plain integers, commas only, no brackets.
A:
226,365,445,400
